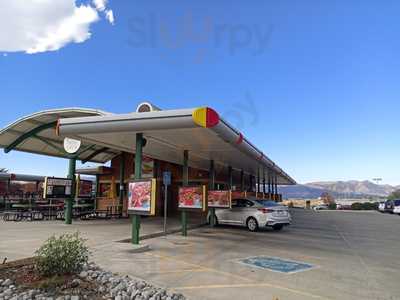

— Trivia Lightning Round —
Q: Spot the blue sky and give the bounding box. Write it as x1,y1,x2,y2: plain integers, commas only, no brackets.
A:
0,0,399,185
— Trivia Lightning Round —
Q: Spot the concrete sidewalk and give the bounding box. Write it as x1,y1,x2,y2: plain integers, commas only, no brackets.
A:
0,216,198,261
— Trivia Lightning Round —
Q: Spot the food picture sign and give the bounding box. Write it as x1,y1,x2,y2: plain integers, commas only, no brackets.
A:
77,179,93,198
208,190,231,208
128,179,156,216
178,186,206,211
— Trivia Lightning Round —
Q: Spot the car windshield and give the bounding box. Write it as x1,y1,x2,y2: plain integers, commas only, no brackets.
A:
255,200,280,207
394,200,400,206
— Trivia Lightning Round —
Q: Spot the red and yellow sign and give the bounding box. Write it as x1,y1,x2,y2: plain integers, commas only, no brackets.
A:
76,177,93,198
179,186,206,211
128,179,156,216
208,190,231,208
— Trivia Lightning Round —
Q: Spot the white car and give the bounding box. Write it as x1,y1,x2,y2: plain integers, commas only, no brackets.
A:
392,200,400,215
378,201,386,212
211,198,291,231
313,204,328,211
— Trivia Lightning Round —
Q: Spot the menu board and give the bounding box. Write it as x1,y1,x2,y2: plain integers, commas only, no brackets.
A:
208,190,231,208
128,179,156,216
43,177,73,199
77,179,93,198
178,186,206,211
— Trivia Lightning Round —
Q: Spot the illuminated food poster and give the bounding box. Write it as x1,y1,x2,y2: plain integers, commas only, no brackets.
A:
208,190,231,208
128,179,156,215
77,179,93,198
178,186,206,211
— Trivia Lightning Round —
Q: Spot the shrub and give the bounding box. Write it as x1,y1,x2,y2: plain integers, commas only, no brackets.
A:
328,203,337,210
351,202,378,210
351,202,363,210
35,232,89,277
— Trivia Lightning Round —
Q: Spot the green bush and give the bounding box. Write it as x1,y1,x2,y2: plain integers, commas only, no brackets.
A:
351,202,378,210
35,232,89,277
351,202,363,210
328,203,337,210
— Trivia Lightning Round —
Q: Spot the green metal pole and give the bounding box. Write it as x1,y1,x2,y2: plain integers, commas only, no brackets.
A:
65,158,76,224
132,134,143,245
275,173,279,202
240,170,244,192
6,179,10,210
119,152,125,214
209,160,216,227
228,166,233,190
94,174,99,211
263,168,266,195
182,150,189,236
268,171,271,198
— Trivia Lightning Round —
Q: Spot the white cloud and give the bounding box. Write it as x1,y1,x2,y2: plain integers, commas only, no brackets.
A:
93,0,114,25
105,9,115,25
93,0,107,12
0,0,115,54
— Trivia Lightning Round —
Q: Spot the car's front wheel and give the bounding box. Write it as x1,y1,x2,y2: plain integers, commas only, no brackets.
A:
246,217,259,232
272,224,283,231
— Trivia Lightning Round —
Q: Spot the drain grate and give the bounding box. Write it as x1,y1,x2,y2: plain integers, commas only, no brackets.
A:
238,256,315,274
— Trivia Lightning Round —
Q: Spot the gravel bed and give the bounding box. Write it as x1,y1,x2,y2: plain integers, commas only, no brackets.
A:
0,262,186,300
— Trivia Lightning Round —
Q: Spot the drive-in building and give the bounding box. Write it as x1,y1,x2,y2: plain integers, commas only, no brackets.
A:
0,102,295,242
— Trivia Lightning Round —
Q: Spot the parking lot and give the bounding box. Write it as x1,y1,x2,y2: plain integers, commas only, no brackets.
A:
1,209,400,299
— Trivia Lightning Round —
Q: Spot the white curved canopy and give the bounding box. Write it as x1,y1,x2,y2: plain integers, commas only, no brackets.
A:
0,108,120,163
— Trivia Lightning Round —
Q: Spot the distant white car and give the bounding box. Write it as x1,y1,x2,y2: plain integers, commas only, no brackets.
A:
378,201,386,212
392,200,400,215
313,204,328,211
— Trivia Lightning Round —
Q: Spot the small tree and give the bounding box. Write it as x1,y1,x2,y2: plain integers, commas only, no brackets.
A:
35,232,89,277
388,190,400,200
320,192,335,204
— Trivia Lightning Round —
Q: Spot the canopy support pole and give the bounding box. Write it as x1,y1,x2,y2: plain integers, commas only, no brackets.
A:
119,152,125,213
228,166,233,190
240,170,244,192
276,174,279,201
268,171,272,199
263,168,266,196
181,150,189,236
94,174,99,211
209,160,216,227
65,158,76,224
132,133,143,245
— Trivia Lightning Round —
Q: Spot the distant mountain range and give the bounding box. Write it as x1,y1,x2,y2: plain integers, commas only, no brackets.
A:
279,180,399,199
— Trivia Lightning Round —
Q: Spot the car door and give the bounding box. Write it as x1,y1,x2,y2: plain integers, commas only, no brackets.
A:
228,199,250,225
219,199,246,224
216,199,237,224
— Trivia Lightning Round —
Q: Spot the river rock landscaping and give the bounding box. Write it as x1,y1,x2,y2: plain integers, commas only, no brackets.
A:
0,259,186,300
